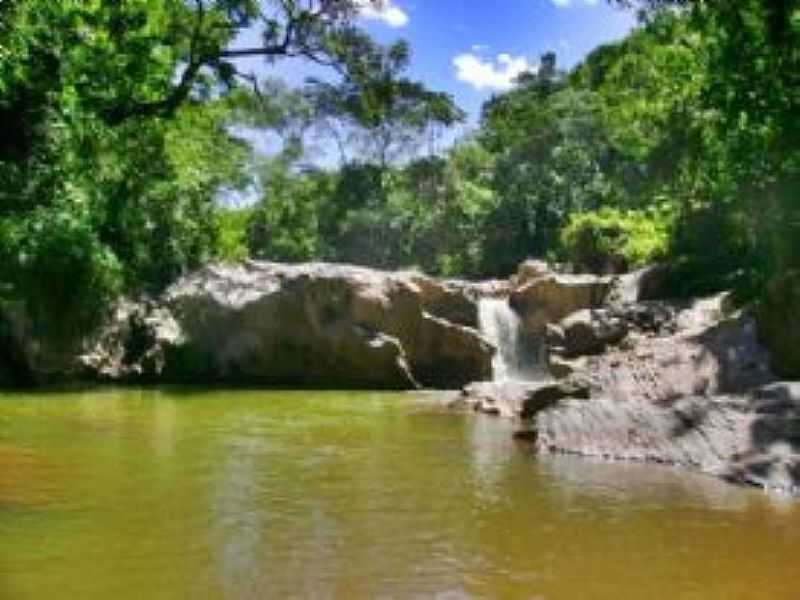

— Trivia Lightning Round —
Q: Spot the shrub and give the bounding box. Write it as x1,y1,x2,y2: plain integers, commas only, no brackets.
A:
560,208,671,273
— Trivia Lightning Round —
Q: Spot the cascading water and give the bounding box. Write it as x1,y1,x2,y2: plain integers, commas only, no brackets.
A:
477,298,543,381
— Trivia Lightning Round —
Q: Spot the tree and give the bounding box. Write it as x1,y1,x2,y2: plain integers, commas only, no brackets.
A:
305,39,465,166
0,0,401,341
477,53,624,273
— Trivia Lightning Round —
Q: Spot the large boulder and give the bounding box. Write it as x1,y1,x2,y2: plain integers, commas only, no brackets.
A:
544,293,772,397
83,262,493,389
549,309,628,358
526,289,791,493
535,390,800,495
758,271,800,378
404,273,479,328
509,266,612,336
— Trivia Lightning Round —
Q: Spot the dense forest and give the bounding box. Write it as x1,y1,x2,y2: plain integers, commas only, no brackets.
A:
0,1,797,356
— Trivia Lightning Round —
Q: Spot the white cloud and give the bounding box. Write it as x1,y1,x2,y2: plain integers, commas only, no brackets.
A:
453,52,535,91
357,0,409,28
471,44,490,53
550,0,599,6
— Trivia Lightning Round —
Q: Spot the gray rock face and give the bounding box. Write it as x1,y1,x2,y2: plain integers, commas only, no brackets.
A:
525,286,798,494
551,309,628,358
509,265,612,337
535,392,800,495
405,273,479,328
451,261,799,495
84,262,493,389
605,264,669,306
547,302,774,402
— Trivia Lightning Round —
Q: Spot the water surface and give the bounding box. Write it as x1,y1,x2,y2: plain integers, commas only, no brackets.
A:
0,388,798,599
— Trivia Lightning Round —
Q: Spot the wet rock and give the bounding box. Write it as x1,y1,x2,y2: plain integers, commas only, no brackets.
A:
457,381,528,417
548,354,582,380
458,378,590,419
535,396,750,472
519,378,591,418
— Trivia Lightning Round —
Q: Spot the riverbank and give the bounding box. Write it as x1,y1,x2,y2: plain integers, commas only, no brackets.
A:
2,259,798,495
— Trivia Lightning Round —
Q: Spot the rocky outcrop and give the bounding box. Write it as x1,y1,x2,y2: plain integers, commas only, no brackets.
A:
535,386,800,495
546,295,773,402
405,273,479,328
451,259,798,495
82,262,493,389
604,264,669,306
758,271,800,378
520,284,797,493
546,309,628,358
509,261,612,336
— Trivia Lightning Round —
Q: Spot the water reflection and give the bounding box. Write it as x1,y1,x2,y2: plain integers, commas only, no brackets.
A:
537,455,751,511
210,419,271,598
467,414,515,506
152,399,178,461
1,390,799,600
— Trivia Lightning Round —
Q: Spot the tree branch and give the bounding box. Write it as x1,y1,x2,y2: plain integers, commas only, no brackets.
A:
100,0,369,124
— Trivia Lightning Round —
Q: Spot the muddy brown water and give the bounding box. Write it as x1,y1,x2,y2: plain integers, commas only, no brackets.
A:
0,388,798,599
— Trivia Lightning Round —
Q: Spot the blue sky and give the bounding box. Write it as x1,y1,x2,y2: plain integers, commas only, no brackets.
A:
235,1,637,126
360,0,636,126
226,0,638,174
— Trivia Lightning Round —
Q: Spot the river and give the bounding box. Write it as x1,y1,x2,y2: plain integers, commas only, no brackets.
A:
0,388,798,599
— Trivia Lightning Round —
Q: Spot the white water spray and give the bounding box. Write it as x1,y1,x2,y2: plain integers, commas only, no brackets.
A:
478,298,543,382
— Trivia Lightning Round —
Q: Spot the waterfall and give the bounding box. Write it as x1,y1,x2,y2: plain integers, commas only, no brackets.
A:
477,298,542,382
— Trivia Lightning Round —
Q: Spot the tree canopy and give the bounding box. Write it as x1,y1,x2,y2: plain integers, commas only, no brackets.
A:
1,0,797,342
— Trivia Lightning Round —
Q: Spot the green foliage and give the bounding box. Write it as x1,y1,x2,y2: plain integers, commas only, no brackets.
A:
0,203,123,339
478,57,622,273
306,38,465,165
215,207,253,263
247,158,329,263
243,142,496,277
0,0,389,346
1,0,797,358
560,208,672,273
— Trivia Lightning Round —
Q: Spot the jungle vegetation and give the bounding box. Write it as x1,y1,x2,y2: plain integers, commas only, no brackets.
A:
0,0,797,337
